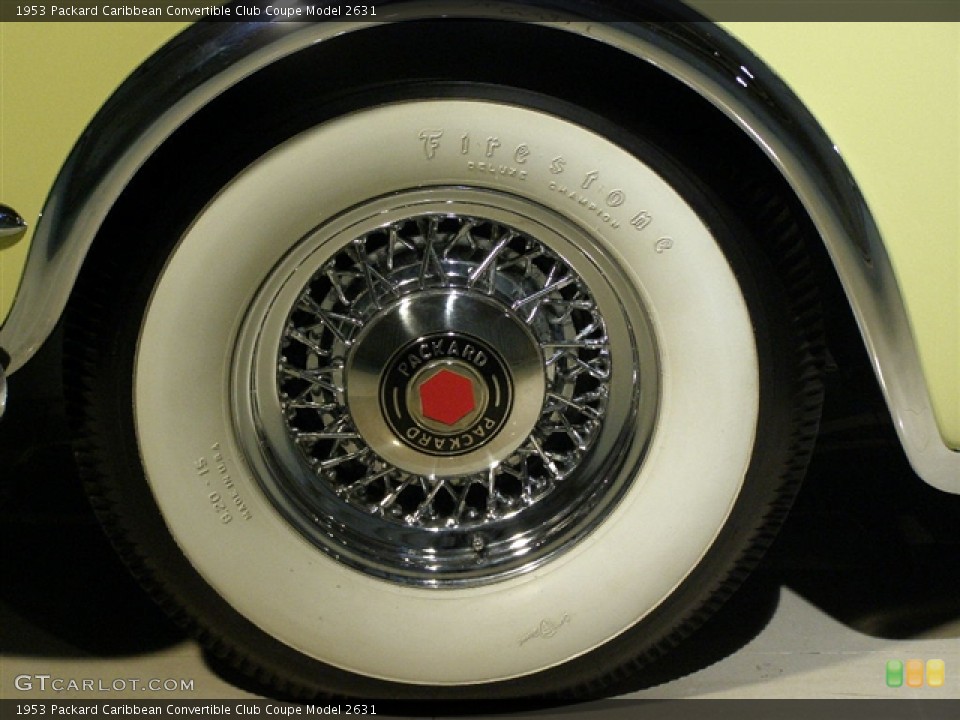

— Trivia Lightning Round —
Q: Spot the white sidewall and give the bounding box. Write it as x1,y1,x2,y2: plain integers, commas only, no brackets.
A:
135,101,758,684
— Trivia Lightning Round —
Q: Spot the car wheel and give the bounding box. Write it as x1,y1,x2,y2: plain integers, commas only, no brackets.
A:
66,86,822,699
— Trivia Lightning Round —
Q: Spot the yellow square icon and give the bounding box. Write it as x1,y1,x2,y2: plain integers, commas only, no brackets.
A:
926,660,945,688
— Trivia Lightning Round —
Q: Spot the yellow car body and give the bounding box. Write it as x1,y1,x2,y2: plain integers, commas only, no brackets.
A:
722,21,959,452
2,16,956,485
0,21,188,313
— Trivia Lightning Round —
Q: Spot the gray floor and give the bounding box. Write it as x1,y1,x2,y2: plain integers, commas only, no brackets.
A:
2,339,958,707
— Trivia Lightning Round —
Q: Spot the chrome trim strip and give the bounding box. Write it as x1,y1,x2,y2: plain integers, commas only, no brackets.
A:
0,204,28,240
0,360,7,420
1,1,955,491
587,19,960,493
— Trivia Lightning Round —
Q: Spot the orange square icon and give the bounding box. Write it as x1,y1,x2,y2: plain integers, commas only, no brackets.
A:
905,659,924,688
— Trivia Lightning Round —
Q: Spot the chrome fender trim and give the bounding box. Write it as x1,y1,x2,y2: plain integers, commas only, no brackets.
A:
0,204,28,241
1,0,956,491
0,352,7,420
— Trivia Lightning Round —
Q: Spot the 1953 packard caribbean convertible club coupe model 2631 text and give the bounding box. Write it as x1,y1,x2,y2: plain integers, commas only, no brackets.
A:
0,0,957,701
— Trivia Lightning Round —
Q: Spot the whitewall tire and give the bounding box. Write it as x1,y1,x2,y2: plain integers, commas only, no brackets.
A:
67,92,821,699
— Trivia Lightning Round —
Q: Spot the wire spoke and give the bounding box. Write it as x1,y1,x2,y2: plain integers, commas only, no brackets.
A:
277,212,611,531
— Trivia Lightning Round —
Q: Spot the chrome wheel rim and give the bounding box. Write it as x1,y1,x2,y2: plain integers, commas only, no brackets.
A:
233,188,658,585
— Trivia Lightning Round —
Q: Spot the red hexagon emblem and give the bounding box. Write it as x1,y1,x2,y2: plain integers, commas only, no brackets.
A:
419,369,476,426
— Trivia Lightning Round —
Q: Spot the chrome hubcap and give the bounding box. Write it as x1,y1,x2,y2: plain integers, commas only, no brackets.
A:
234,189,657,585
346,291,544,477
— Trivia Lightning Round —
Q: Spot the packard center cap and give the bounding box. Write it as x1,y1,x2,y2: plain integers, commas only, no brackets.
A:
380,333,513,457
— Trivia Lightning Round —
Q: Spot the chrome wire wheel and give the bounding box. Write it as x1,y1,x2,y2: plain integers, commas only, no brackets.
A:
76,86,823,696
129,99,767,686
234,190,658,584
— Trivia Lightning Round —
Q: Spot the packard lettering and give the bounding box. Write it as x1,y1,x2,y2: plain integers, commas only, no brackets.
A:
397,338,489,377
